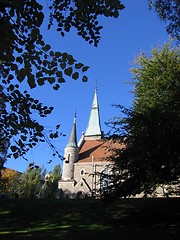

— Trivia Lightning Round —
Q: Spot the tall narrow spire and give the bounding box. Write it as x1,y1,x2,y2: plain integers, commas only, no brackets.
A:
85,88,102,139
66,113,77,147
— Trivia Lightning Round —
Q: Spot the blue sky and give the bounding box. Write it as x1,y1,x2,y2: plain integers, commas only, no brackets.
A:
5,0,169,173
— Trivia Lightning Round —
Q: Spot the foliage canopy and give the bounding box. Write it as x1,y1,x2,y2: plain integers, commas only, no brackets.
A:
0,167,21,197
1,0,179,170
0,0,124,168
107,42,180,197
149,0,180,41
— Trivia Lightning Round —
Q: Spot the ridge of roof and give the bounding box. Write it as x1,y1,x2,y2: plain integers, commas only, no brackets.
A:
77,138,124,163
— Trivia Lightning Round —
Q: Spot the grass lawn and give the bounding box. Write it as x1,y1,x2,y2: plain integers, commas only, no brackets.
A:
0,198,180,240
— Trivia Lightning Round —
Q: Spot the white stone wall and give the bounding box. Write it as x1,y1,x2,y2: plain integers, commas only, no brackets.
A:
74,162,114,197
62,146,79,180
58,180,75,198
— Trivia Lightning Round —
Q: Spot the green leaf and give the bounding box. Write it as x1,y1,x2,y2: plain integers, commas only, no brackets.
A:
82,66,90,72
56,71,63,77
72,72,79,80
13,153,19,159
62,53,68,60
56,124,60,129
33,137,38,142
64,67,73,76
36,71,43,78
50,133,54,139
55,52,61,58
21,135,27,141
49,107,54,111
82,75,88,82
113,10,119,18
48,77,55,84
11,146,17,152
8,74,14,81
54,132,58,138
37,78,45,86
43,44,51,51
61,31,65,37
67,54,75,64
60,62,66,69
50,51,54,56
120,4,125,10
58,77,65,83
36,125,44,132
17,68,26,82
75,63,84,69
16,57,23,64
8,84,14,91
27,74,36,89
31,28,40,41
53,84,60,90
11,64,18,71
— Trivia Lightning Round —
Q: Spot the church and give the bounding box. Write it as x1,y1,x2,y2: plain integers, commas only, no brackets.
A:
58,89,179,199
58,89,122,198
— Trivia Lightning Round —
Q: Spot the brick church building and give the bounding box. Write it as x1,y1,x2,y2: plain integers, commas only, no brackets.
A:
58,89,122,198
58,88,179,198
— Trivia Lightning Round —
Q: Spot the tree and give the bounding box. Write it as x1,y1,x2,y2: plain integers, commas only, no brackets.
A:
0,168,21,197
149,0,180,41
40,164,61,198
107,42,180,197
0,0,125,168
0,85,10,169
51,164,61,183
50,163,61,196
1,0,179,170
18,162,46,198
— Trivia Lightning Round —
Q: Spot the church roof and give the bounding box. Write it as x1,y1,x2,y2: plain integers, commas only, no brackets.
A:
66,115,78,148
77,88,124,163
85,89,102,138
78,139,124,163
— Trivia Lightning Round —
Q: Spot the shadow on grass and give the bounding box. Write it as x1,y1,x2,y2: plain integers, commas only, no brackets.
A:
0,198,180,240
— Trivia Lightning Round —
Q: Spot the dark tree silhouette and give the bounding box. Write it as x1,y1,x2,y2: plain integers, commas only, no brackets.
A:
0,0,124,168
107,43,180,198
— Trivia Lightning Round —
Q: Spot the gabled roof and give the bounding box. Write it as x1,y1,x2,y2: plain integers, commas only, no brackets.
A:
78,139,124,163
74,178,91,192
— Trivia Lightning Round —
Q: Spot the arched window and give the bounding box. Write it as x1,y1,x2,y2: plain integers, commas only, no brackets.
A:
80,169,85,176
65,154,70,163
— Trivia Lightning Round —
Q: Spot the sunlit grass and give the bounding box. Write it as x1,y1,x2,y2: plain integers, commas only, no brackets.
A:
0,210,10,215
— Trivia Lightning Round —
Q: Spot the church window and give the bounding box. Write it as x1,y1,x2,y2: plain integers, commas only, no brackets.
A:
65,154,70,163
81,182,83,186
80,169,85,175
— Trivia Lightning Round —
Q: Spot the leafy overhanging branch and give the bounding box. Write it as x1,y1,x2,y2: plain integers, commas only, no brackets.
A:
1,84,65,162
0,0,125,166
0,0,125,89
48,0,125,47
149,0,180,41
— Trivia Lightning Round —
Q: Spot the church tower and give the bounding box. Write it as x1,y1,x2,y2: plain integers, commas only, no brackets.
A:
61,114,79,180
84,88,103,140
58,88,118,198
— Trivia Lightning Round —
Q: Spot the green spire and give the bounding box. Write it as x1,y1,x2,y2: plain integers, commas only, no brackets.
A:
85,88,102,138
66,114,78,148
